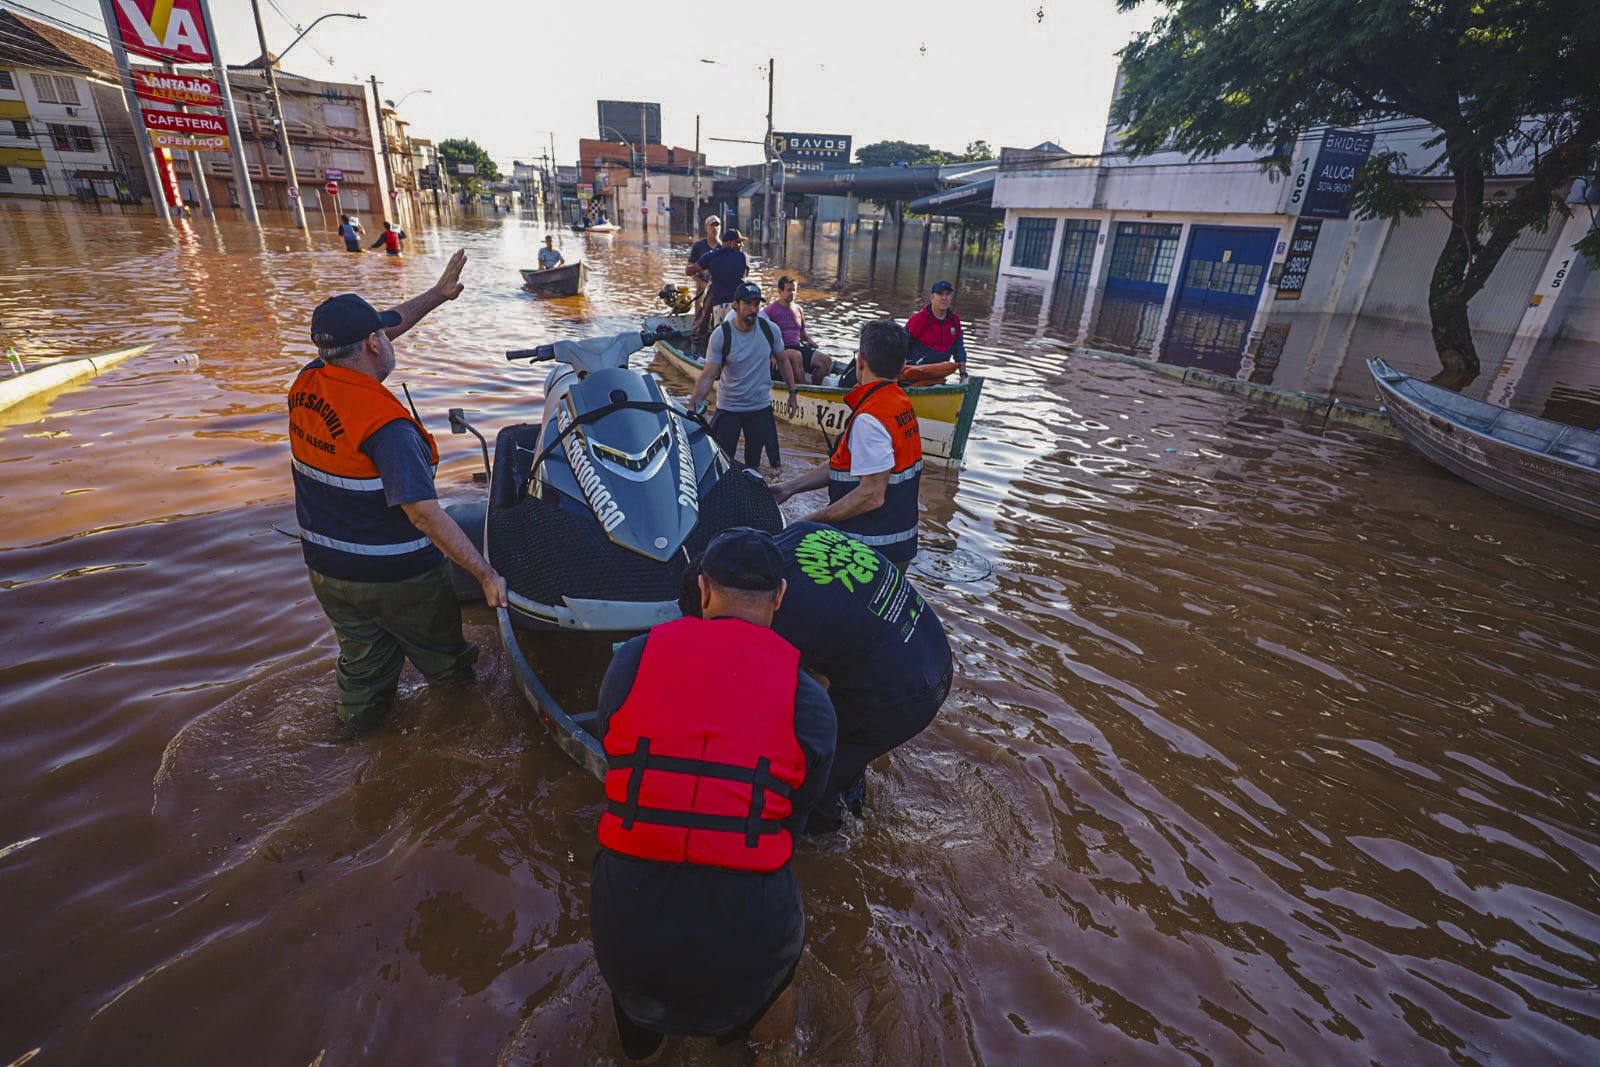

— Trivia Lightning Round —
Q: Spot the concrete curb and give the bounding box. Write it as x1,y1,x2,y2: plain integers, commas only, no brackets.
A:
0,345,153,413
1070,345,1398,438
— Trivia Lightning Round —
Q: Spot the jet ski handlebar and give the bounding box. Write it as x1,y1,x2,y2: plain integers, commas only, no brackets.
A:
505,331,656,363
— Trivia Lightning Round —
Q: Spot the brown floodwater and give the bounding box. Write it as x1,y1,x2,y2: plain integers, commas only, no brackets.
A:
3,205,1599,1066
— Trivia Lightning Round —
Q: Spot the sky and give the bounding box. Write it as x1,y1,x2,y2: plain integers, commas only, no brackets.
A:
17,0,1156,170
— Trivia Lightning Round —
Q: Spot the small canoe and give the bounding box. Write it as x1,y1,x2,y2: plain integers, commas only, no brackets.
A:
520,261,588,297
651,333,984,464
1369,356,1600,528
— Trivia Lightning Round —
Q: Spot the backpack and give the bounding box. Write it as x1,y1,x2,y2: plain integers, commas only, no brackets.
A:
718,316,777,359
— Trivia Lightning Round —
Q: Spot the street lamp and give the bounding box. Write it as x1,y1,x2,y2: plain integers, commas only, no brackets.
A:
246,3,366,231
386,89,431,109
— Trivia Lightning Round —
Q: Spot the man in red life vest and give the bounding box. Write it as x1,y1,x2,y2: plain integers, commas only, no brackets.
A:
590,528,836,1061
289,251,508,733
369,220,406,255
771,319,923,566
905,278,969,380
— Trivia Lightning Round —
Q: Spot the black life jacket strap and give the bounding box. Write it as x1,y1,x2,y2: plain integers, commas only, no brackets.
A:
604,801,787,837
610,736,794,844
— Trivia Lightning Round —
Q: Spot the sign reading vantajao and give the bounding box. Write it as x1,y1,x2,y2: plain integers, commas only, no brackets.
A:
132,69,220,107
1299,128,1375,220
1275,218,1323,299
769,132,852,170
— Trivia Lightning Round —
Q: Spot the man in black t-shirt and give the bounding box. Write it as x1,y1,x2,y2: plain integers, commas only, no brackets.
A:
687,216,722,349
680,521,953,832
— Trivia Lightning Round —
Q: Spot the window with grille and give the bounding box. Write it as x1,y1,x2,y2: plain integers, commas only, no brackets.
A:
1109,223,1181,284
11,119,29,138
28,167,46,185
323,104,358,128
31,74,80,106
1010,216,1057,270
0,166,11,184
47,123,90,152
0,70,16,91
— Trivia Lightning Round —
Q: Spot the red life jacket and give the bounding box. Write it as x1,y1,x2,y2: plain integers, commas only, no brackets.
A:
599,617,805,872
382,229,402,253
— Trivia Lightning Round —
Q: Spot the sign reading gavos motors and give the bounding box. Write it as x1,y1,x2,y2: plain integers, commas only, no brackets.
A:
114,0,213,64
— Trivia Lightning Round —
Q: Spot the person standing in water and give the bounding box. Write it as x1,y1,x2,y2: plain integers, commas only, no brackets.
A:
338,215,363,253
370,221,407,256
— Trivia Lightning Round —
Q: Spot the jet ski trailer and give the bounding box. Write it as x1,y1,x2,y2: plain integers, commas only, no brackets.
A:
449,329,783,777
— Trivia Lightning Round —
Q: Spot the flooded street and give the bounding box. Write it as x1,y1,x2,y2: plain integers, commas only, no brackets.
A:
3,207,1599,1065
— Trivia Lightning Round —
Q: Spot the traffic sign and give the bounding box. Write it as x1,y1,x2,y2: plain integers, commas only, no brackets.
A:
287,187,300,199
325,181,339,196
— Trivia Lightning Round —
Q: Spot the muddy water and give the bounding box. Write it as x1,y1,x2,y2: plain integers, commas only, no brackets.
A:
3,207,1598,1066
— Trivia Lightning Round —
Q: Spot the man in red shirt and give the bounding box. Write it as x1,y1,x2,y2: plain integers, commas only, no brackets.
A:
904,279,969,381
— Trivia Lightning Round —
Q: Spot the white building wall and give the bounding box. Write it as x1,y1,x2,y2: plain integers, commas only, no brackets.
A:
0,66,120,198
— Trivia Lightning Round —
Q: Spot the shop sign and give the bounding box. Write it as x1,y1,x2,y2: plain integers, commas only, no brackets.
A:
112,0,214,65
1274,218,1322,300
132,68,220,107
769,131,852,169
1298,129,1375,220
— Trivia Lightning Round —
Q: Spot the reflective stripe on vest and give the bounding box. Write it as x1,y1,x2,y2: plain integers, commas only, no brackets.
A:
288,359,442,581
827,381,922,562
599,617,805,872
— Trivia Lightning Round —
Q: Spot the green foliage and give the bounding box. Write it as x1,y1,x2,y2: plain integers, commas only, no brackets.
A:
855,140,957,167
1113,0,1600,385
437,138,500,192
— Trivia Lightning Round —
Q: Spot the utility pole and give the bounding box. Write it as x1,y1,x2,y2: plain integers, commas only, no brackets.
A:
197,0,258,222
370,75,397,223
639,102,648,233
692,114,701,234
548,130,557,226
95,0,169,223
763,57,774,250
248,0,307,229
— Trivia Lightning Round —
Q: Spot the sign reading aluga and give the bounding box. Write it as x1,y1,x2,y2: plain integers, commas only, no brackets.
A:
132,68,220,107
114,0,213,65
1299,128,1376,220
1275,218,1322,300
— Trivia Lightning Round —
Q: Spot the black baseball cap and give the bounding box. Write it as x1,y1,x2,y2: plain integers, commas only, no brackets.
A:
311,294,401,348
723,228,744,242
700,528,784,591
733,281,763,304
930,279,954,294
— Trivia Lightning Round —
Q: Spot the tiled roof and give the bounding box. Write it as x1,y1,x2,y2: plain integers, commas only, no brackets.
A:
0,11,118,80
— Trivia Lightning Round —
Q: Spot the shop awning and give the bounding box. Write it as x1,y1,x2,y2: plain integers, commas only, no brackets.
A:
907,177,999,219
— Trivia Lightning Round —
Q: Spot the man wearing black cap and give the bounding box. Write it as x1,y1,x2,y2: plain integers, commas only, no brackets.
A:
687,226,749,324
589,527,835,1061
688,280,789,467
289,250,508,734
905,279,969,380
679,521,952,832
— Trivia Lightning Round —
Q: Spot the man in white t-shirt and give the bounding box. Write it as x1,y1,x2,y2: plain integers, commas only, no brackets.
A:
771,319,922,565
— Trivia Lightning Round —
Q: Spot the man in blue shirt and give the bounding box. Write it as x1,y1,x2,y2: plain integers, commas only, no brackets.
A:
688,227,749,324
536,235,564,269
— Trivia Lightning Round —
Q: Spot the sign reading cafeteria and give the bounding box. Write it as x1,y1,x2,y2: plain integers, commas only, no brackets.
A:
113,0,214,65
143,108,229,151
132,69,221,107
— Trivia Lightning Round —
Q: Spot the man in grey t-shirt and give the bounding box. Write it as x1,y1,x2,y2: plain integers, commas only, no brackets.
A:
689,281,787,468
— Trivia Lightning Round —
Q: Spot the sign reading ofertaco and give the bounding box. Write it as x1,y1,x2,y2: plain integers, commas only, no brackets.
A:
142,108,229,151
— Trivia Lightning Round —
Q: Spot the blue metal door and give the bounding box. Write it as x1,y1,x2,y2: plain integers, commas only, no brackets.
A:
1162,225,1278,374
1049,219,1100,335
1093,222,1182,353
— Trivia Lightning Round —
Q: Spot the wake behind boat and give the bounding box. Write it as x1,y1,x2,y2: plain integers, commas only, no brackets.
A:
1369,356,1600,528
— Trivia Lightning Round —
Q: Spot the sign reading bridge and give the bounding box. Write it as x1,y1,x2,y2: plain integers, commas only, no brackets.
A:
1298,128,1376,220
769,132,852,171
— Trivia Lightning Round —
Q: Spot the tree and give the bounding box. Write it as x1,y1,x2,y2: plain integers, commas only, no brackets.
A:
854,140,961,168
437,138,500,195
1112,0,1600,388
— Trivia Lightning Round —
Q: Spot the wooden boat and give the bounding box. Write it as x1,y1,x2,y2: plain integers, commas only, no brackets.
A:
1368,356,1600,528
651,329,984,464
519,261,588,297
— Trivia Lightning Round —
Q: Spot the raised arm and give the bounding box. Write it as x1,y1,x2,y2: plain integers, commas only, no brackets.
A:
384,249,466,340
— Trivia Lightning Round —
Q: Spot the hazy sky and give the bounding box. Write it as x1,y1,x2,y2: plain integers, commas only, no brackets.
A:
26,0,1154,169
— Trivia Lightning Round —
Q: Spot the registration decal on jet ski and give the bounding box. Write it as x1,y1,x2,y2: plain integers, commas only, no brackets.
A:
559,407,627,533
672,414,698,512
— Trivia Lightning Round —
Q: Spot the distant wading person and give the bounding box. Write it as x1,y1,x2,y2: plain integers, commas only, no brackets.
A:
338,214,363,252
370,221,407,256
773,319,923,567
288,251,508,734
590,528,835,1061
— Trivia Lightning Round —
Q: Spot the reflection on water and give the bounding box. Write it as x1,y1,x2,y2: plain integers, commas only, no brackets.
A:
2,206,1599,1064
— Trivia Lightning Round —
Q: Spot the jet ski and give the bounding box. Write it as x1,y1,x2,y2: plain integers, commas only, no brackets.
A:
475,329,782,634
